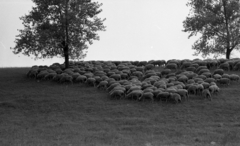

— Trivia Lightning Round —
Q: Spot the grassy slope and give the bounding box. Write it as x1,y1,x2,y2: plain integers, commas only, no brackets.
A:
0,68,240,146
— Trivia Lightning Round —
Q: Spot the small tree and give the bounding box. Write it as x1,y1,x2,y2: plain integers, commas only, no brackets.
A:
183,0,240,59
11,0,106,68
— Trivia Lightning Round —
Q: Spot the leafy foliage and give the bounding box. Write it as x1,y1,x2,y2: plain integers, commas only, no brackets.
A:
11,0,106,62
183,0,240,59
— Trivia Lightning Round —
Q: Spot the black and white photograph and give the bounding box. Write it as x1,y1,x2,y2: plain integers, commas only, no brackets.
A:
0,0,240,145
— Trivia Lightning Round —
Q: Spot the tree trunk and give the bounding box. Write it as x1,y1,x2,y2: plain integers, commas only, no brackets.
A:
64,0,69,69
226,48,231,59
64,44,69,68
222,0,231,60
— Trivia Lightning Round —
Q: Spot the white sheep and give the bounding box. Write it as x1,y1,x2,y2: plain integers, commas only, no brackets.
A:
204,78,216,84
213,68,224,75
85,77,96,87
217,78,230,85
202,89,211,100
109,86,126,95
139,92,154,102
165,63,178,71
196,84,204,95
107,83,121,92
36,71,49,80
27,69,38,78
97,80,108,90
229,74,240,82
176,89,189,101
110,89,125,99
156,92,170,102
75,75,87,83
209,85,220,95
126,85,142,94
169,93,181,103
187,84,198,95
218,63,229,71
213,74,222,80
44,72,57,80
125,90,143,100
59,74,73,84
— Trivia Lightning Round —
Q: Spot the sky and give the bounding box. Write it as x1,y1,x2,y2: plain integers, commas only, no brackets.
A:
0,0,235,67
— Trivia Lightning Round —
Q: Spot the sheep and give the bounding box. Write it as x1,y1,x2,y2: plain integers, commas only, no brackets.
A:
165,87,177,93
222,73,230,79
52,74,62,82
109,86,126,95
107,82,121,92
138,92,154,102
196,83,204,95
213,74,222,80
209,85,220,95
143,88,154,93
97,80,108,90
59,75,73,84
201,72,212,78
145,64,155,71
213,69,224,75
107,79,118,87
156,92,170,102
75,75,87,83
229,74,240,82
120,73,129,80
197,74,207,80
85,77,96,87
135,66,145,72
27,69,38,78
196,66,208,73
165,63,178,70
110,89,125,99
233,61,240,71
204,78,216,84
217,78,230,85
193,77,204,83
36,71,49,80
176,89,189,101
218,63,229,71
181,62,192,70
125,90,143,100
126,85,142,94
44,72,57,80
93,76,102,86
152,89,164,99
177,75,188,84
186,66,196,72
169,93,182,104
132,71,143,79
71,72,80,81
198,69,210,75
110,74,121,81
161,69,172,76
201,82,210,89
187,79,195,84
202,89,212,100
142,83,153,90
187,84,198,95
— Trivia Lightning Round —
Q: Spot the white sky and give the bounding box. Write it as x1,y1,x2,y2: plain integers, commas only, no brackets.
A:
0,0,232,67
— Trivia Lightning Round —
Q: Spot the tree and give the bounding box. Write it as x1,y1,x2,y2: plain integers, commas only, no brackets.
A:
183,0,240,59
11,0,106,68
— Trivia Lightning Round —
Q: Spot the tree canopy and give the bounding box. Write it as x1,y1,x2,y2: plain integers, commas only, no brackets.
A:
183,0,240,59
11,0,106,68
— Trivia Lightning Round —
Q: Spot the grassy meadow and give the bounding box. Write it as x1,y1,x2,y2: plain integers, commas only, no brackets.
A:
0,67,240,146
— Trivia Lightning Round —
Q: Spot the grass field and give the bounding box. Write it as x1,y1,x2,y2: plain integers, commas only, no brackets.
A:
0,67,240,146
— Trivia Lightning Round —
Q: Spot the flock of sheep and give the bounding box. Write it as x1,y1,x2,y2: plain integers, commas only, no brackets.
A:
27,58,240,103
